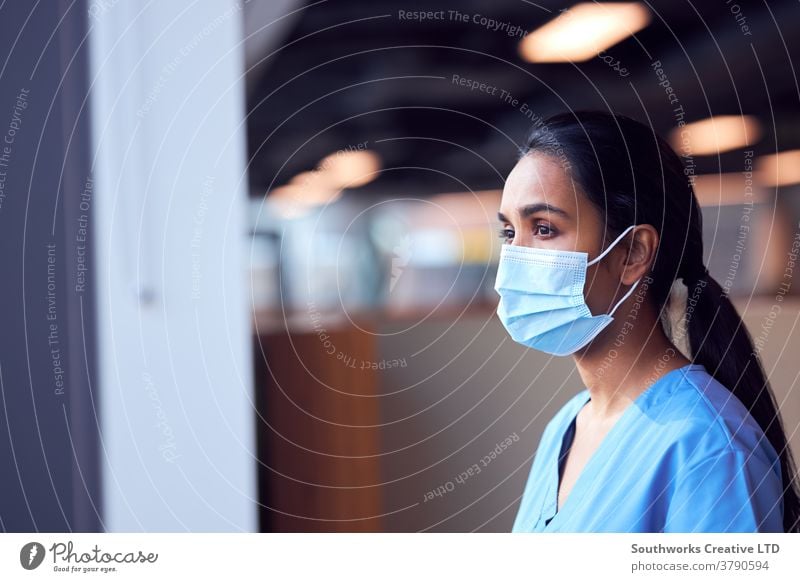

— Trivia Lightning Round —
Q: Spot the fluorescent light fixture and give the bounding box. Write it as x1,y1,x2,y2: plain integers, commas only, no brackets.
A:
289,171,328,188
519,2,651,63
691,172,764,206
266,183,343,219
757,149,800,187
317,150,381,188
670,115,762,156
265,150,381,218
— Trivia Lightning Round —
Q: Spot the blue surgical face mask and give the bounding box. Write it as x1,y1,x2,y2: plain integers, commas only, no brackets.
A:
494,224,642,356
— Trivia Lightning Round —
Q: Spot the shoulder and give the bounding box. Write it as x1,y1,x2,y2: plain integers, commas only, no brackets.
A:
650,365,783,531
652,364,779,472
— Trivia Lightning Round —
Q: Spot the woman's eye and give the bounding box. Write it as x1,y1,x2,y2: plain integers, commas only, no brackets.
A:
498,228,514,242
535,224,555,237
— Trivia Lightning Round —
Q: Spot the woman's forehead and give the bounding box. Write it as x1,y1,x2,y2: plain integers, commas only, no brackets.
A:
501,154,583,215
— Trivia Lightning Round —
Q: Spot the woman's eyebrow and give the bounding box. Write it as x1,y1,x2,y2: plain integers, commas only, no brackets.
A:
519,202,569,218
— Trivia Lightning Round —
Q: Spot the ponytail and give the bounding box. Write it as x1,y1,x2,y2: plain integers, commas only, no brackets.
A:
684,269,800,532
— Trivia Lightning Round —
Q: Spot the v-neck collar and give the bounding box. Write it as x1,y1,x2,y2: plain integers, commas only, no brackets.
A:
540,363,702,530
541,391,591,529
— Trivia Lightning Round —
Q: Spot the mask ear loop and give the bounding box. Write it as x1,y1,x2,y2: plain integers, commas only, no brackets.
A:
585,224,641,317
586,224,638,267
608,277,642,317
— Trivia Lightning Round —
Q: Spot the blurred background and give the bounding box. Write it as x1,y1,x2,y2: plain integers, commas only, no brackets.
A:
1,0,800,533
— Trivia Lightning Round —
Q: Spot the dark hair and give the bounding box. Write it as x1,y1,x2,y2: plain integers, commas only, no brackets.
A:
520,109,800,532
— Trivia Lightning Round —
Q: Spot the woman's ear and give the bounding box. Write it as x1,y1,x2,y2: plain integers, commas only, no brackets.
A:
620,225,658,285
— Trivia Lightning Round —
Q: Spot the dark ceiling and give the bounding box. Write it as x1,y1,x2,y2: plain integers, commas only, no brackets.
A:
245,0,800,197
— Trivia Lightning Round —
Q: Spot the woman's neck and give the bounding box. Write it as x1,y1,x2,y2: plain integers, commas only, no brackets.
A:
572,304,691,420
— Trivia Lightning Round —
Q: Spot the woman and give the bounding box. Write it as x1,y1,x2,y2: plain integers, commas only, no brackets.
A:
495,110,799,532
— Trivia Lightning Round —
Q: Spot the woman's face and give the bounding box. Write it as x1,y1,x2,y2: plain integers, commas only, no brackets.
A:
497,152,627,317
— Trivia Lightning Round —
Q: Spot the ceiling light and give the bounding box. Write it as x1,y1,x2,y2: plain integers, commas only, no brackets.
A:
317,150,381,188
757,150,800,187
266,183,342,219
519,3,651,63
691,173,764,206
669,115,762,156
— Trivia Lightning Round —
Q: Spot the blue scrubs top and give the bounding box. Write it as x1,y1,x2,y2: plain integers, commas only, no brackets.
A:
512,364,784,532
